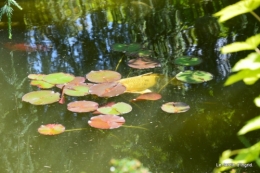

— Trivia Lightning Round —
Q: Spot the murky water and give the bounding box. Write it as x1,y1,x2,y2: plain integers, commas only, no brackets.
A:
0,0,259,173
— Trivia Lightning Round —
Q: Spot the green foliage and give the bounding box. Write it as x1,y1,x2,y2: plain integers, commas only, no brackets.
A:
214,0,260,172
110,158,150,173
0,0,22,39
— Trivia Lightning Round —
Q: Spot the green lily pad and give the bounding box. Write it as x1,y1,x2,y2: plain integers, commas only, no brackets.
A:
112,43,128,52
112,43,142,53
88,115,125,129
22,90,60,105
30,80,55,89
43,73,75,84
28,74,46,80
176,70,213,84
173,56,203,66
97,102,132,115
86,70,121,83
67,100,99,113
161,102,190,113
38,124,65,135
63,84,90,96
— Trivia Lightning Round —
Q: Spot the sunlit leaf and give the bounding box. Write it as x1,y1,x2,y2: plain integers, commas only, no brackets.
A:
89,82,126,97
63,84,90,96
127,57,161,69
97,102,132,115
161,102,190,113
254,96,260,107
176,70,213,84
22,90,60,105
86,70,121,83
43,73,75,84
67,101,99,113
224,69,260,86
119,73,160,92
221,34,260,53
173,56,203,66
214,0,260,22
232,53,260,71
38,124,65,135
30,80,55,89
238,115,260,135
28,74,46,80
132,92,162,101
93,102,116,114
88,115,125,129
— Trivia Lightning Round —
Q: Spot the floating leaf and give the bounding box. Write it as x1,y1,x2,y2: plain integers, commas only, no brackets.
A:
38,124,65,135
124,43,142,53
63,84,90,96
128,57,161,69
43,73,75,84
238,116,260,135
86,70,121,83
28,74,46,80
67,101,99,113
161,102,190,113
176,70,213,84
173,56,203,66
112,43,128,52
93,102,116,114
88,115,125,129
22,90,60,105
132,92,162,101
97,102,132,115
89,82,126,97
119,73,160,92
30,80,55,89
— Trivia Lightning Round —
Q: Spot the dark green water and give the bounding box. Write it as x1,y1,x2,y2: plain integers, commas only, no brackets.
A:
0,0,259,173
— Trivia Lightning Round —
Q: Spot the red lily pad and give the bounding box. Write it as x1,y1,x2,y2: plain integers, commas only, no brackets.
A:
38,124,65,135
30,80,55,89
97,102,132,115
22,90,60,105
43,73,75,84
132,92,162,101
88,115,125,129
67,101,99,113
161,102,190,113
86,70,121,83
128,57,161,69
89,82,126,97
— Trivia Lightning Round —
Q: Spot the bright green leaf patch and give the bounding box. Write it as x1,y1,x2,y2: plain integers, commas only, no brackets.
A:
238,115,260,135
43,73,75,84
97,102,132,115
176,70,213,84
254,96,260,107
173,56,203,66
22,90,60,105
30,80,55,89
232,53,260,71
86,70,121,83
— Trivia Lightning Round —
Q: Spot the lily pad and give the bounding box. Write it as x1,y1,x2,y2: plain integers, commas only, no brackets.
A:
97,102,132,115
88,115,125,129
43,73,75,84
67,100,99,113
112,43,128,52
86,70,121,83
38,124,65,135
93,102,116,114
30,80,55,89
128,57,161,69
63,84,90,96
173,56,203,66
161,102,190,113
22,90,60,105
28,74,46,80
132,92,162,101
176,70,213,84
89,82,126,97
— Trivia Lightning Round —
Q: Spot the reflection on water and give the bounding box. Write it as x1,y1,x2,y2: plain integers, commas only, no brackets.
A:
0,0,259,172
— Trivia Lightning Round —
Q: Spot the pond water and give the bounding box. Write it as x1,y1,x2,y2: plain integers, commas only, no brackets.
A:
0,0,259,173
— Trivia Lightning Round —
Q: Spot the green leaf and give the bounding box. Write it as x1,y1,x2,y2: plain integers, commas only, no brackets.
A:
224,69,260,86
221,34,260,53
234,142,260,163
214,0,260,22
238,116,260,135
254,96,260,107
232,52,260,71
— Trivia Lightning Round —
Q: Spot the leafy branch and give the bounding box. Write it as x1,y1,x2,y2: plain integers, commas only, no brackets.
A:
0,0,22,39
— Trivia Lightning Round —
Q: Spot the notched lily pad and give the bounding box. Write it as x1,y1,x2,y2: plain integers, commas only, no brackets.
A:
86,70,121,83
128,57,161,69
88,115,125,129
176,70,213,84
89,82,126,97
161,102,190,113
67,100,99,113
132,92,162,101
97,102,132,115
173,56,203,66
43,72,75,84
22,90,60,105
38,124,65,135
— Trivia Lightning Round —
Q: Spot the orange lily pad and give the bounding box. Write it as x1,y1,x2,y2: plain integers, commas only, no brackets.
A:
89,82,126,97
132,92,162,101
88,115,125,129
38,124,65,135
67,101,99,113
128,57,161,69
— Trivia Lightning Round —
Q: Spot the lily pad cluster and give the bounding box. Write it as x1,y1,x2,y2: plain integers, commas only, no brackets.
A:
112,43,161,69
